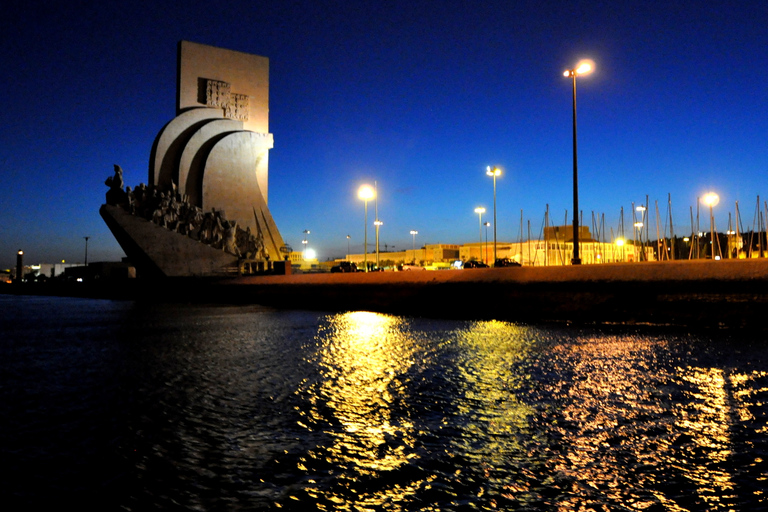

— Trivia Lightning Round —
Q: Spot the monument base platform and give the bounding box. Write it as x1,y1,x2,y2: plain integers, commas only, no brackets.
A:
100,204,238,277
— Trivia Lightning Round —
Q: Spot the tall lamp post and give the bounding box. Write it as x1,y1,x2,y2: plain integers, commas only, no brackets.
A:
358,185,375,272
703,192,720,259
410,230,418,264
486,166,501,265
302,230,310,260
484,221,491,264
346,235,351,262
474,207,486,245
15,249,23,284
563,59,594,265
374,181,382,270
374,220,383,269
83,236,90,266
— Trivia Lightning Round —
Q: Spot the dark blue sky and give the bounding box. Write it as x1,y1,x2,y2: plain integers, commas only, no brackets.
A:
2,0,767,267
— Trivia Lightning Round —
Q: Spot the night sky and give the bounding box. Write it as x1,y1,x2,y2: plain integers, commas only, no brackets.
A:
2,0,767,268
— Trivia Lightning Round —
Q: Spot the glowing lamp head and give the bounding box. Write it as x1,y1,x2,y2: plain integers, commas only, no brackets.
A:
575,60,594,75
304,248,316,260
474,207,486,214
615,238,625,247
565,59,595,77
358,185,375,201
486,166,501,177
703,192,720,208
410,230,418,236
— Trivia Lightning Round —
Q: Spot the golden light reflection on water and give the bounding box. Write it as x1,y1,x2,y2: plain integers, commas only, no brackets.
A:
451,321,535,451
535,336,768,510
297,314,540,509
293,315,768,510
299,311,421,509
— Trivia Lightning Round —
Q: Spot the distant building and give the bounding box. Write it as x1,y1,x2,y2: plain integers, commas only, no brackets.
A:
340,226,653,268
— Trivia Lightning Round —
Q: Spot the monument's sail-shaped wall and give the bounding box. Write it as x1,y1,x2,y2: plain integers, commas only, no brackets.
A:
149,41,284,260
102,41,287,277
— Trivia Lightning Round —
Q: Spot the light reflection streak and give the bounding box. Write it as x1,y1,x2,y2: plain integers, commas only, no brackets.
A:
532,335,768,510
298,311,421,509
448,320,536,502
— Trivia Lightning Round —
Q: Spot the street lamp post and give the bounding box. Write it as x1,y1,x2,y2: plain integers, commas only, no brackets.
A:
15,249,23,284
410,230,418,264
83,236,90,266
474,206,486,245
563,60,594,265
374,220,383,269
346,235,351,262
484,221,491,264
374,181,381,270
358,185,375,272
486,166,501,265
302,230,310,260
703,192,720,259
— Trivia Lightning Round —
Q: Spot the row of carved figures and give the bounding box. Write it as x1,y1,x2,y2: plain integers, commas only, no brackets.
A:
105,165,267,260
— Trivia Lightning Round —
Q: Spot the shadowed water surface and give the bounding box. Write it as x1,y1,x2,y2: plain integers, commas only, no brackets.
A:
1,295,767,510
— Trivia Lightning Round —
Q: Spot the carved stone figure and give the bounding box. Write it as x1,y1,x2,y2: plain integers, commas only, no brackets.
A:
105,164,128,205
223,220,240,256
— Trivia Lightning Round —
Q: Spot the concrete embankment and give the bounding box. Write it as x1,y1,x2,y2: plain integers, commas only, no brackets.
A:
198,259,768,330
5,259,768,330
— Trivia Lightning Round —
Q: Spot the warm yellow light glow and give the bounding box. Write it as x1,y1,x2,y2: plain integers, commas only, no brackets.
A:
575,60,594,75
304,248,316,260
18,250,23,255
358,184,375,201
474,207,486,214
486,166,501,177
703,192,720,208
564,59,595,77
615,238,625,247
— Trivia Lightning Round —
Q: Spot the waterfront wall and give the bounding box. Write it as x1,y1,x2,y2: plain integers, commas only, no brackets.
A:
208,259,768,329
5,259,767,330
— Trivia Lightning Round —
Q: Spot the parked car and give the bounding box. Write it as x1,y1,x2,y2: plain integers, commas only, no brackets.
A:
399,263,426,271
462,260,489,269
330,261,358,273
494,258,521,267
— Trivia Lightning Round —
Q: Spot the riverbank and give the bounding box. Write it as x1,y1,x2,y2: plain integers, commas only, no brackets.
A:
4,259,768,329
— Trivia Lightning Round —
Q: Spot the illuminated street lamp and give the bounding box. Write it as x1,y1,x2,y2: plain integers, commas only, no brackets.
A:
15,249,23,284
346,235,351,262
373,181,383,269
486,166,501,265
410,230,418,264
302,229,310,259
374,220,383,269
358,185,375,272
635,204,647,260
474,207,486,246
484,221,491,264
703,192,720,259
563,59,594,265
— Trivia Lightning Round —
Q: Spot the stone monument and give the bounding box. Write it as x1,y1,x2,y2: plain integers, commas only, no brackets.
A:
101,41,287,277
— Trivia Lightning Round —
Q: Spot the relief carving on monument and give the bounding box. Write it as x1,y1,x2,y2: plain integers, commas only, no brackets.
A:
206,79,231,108
226,93,250,121
206,79,249,121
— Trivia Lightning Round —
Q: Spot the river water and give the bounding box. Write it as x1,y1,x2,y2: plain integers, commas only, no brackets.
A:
2,295,767,510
